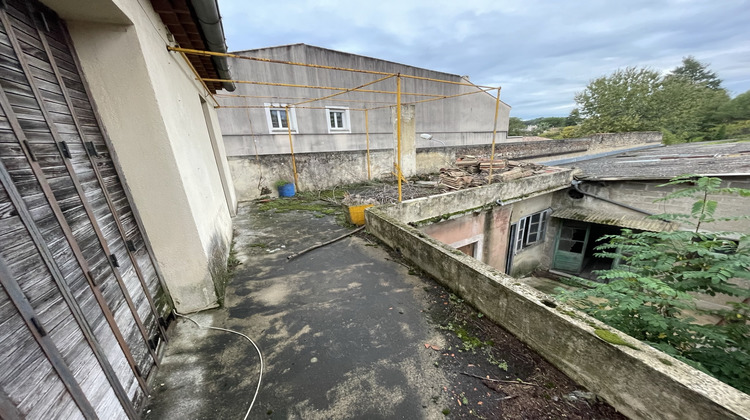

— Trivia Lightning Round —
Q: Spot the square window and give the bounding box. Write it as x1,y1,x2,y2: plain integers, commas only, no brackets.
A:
326,107,350,133
265,104,297,133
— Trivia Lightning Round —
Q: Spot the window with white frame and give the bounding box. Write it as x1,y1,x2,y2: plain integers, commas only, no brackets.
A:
264,103,297,133
514,209,551,253
326,107,350,133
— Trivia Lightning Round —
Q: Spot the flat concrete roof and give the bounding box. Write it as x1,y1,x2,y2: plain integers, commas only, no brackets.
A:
561,140,750,180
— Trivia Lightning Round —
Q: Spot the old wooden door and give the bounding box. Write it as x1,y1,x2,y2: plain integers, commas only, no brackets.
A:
0,0,168,418
552,220,590,274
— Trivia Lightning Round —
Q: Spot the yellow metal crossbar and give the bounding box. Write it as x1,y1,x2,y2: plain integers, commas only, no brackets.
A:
169,46,498,89
202,78,446,98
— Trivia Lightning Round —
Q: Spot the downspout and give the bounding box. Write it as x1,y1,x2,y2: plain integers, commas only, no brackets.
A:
189,0,236,91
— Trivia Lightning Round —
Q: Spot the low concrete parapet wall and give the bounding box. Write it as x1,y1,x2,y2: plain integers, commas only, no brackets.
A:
364,180,750,420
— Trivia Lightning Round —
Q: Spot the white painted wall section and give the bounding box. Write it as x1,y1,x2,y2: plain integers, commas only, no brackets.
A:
47,0,235,312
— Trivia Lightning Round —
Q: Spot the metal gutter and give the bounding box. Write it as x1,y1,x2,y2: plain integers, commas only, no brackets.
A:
189,0,236,91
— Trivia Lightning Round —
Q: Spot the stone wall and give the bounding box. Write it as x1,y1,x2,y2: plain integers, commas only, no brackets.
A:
365,179,750,420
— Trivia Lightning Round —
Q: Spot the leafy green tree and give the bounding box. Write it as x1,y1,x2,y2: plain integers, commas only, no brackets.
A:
558,176,750,393
575,67,662,134
574,59,731,142
653,77,729,142
508,116,526,136
718,90,750,122
565,108,582,127
669,56,723,90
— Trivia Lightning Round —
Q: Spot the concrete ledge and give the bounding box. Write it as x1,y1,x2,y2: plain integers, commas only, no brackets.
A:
365,185,750,420
386,168,573,224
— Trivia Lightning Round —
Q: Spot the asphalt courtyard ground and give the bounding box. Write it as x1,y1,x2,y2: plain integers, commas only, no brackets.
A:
142,199,624,419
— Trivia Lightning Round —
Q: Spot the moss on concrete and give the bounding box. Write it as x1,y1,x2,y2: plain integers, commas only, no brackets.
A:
594,329,639,350
411,204,491,227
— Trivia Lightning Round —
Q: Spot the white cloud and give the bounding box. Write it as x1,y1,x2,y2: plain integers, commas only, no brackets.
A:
219,0,750,119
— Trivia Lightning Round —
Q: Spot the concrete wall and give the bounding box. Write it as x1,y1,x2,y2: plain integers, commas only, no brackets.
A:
556,177,750,234
45,0,237,312
218,44,510,156
228,132,663,201
365,181,750,420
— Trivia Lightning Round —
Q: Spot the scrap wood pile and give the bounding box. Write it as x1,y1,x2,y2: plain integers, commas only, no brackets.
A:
439,156,549,190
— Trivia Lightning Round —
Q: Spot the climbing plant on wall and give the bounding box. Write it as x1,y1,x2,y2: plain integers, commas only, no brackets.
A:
558,175,750,393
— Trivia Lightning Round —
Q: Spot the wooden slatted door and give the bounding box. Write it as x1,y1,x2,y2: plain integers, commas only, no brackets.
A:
0,0,169,418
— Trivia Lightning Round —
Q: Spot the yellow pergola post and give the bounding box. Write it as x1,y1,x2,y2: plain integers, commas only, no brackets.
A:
365,109,371,180
396,75,402,202
488,88,501,184
285,106,299,190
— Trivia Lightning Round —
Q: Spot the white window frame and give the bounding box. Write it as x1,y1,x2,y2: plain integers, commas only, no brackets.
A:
264,103,297,133
326,106,350,133
514,209,551,254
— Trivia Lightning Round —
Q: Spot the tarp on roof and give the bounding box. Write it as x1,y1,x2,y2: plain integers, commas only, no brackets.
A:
551,208,679,232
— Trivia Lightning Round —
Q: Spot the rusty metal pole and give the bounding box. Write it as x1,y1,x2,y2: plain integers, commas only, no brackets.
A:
488,87,501,184
285,106,299,190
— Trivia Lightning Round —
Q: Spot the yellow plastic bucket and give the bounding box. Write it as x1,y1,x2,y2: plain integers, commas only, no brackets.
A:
346,204,374,226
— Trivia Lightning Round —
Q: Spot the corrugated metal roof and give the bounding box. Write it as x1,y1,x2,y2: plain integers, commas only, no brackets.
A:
551,208,679,232
560,140,750,180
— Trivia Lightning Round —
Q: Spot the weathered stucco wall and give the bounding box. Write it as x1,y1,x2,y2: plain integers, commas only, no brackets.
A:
59,0,235,312
419,205,512,271
365,182,750,420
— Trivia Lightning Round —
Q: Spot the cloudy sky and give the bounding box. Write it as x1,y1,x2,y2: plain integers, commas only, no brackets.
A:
219,0,750,120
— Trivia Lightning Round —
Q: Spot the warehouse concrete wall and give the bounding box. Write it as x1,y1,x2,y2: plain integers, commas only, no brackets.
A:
49,0,236,312
365,181,750,420
217,43,510,155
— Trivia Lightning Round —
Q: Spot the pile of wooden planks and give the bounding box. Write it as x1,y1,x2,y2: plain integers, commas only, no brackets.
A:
438,156,548,190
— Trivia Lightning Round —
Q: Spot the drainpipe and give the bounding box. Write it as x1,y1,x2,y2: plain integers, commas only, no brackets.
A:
571,180,656,216
189,0,236,91
496,197,524,206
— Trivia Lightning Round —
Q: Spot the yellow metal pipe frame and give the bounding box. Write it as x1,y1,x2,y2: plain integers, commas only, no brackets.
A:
217,104,368,112
396,75,402,202
367,86,495,111
365,109,371,180
285,107,299,190
177,51,219,107
292,74,395,107
169,46,498,89
215,93,393,105
202,78,445,98
488,88,502,184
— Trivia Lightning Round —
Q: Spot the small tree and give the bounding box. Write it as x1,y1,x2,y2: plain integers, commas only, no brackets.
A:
558,175,750,393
